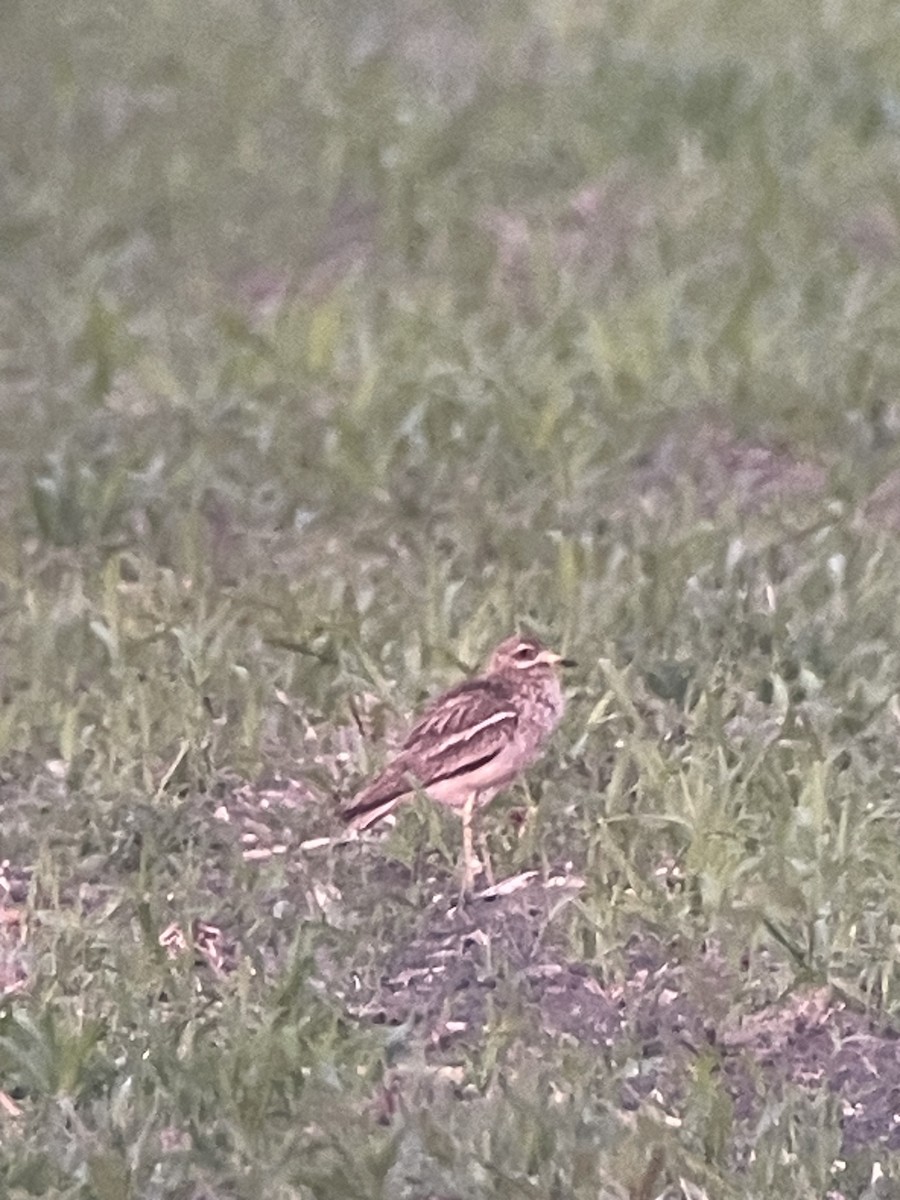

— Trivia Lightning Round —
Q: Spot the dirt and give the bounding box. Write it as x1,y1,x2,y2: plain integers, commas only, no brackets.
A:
202,775,900,1157
345,869,900,1155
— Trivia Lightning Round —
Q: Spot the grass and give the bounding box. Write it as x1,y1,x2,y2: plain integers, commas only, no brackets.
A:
4,0,900,1195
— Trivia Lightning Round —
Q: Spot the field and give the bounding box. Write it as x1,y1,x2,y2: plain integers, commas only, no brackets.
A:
4,0,900,1196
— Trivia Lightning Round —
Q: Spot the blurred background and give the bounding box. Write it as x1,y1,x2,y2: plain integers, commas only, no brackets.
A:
5,1,900,1193
6,0,900,766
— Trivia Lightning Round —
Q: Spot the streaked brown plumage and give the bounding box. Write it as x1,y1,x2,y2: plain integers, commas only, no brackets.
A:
343,635,573,888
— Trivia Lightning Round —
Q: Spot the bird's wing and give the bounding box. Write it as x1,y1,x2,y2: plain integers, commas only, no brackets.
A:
402,676,519,773
343,677,519,828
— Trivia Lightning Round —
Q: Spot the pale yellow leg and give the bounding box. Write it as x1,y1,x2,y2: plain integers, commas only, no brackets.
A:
476,825,494,886
460,794,477,895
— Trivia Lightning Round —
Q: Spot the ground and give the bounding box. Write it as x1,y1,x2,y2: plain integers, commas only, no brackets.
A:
5,0,900,1196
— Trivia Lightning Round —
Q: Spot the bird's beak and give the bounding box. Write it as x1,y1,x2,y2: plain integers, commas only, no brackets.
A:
537,649,577,668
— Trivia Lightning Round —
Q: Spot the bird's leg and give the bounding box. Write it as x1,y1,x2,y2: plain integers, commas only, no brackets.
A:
476,821,495,886
460,793,477,895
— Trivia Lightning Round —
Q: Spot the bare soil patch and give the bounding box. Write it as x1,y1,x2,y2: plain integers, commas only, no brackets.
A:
347,870,900,1154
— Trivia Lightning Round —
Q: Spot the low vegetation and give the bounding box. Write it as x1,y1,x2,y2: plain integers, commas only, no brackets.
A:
3,0,900,1195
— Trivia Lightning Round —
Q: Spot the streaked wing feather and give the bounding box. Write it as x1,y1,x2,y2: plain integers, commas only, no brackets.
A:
343,677,519,828
403,677,518,753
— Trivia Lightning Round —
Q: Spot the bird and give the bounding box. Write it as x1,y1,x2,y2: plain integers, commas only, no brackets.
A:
342,634,575,891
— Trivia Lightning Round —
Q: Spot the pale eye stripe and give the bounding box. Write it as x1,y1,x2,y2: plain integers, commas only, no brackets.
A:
433,709,517,751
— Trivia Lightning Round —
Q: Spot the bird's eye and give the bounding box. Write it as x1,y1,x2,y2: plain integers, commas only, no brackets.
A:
513,644,536,661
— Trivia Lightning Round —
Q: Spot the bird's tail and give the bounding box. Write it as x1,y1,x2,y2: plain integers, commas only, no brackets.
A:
342,769,411,830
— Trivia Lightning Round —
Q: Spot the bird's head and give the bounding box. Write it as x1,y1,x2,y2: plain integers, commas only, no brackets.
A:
488,635,576,675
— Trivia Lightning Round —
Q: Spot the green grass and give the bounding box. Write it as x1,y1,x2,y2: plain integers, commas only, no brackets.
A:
4,0,900,1195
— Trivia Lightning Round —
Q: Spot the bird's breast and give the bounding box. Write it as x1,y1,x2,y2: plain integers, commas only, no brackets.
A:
520,676,565,739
